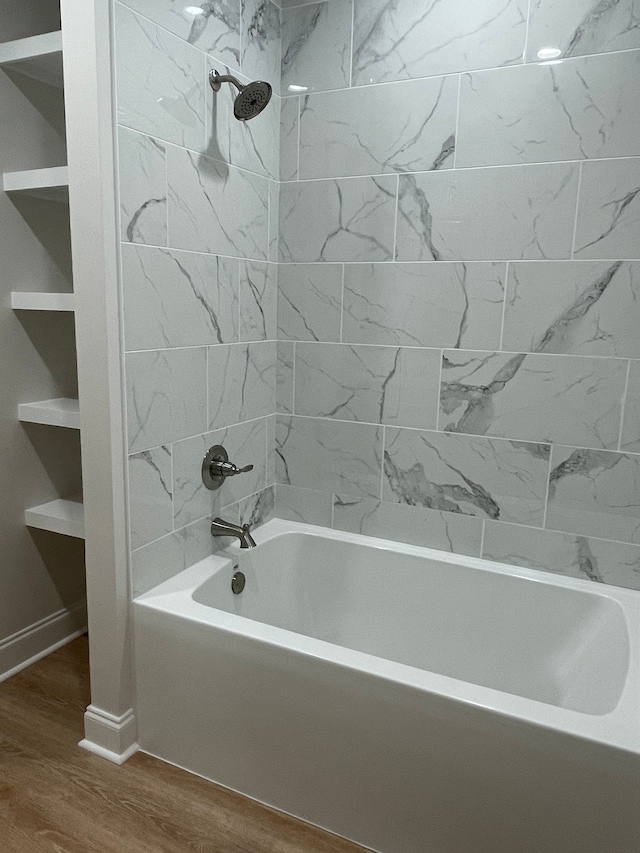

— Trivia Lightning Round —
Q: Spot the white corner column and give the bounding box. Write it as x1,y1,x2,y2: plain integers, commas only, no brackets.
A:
61,0,136,763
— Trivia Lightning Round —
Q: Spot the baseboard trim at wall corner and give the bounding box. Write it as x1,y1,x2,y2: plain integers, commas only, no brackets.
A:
78,738,139,765
0,601,87,683
80,704,138,764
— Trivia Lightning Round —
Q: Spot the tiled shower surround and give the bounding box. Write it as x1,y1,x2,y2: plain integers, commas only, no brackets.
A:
275,0,640,592
116,0,640,594
115,0,281,595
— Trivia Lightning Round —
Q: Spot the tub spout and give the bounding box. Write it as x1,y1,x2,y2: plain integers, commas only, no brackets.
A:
211,517,256,549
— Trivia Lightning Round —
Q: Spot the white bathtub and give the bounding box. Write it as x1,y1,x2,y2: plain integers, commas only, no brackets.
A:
133,518,640,853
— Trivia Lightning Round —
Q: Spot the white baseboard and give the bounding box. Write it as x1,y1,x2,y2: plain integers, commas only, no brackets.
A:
0,601,87,682
79,704,138,764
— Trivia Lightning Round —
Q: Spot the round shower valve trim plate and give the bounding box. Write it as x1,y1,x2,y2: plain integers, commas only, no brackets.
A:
202,444,254,491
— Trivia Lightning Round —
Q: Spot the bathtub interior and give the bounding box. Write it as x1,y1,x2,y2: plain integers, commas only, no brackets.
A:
192,527,630,716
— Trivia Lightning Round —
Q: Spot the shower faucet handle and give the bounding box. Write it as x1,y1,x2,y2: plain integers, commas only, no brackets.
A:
202,444,253,491
214,460,254,477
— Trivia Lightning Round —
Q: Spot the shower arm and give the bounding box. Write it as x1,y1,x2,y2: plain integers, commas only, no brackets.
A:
209,70,246,93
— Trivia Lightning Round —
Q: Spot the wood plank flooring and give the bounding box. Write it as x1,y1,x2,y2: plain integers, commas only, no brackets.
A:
0,637,368,853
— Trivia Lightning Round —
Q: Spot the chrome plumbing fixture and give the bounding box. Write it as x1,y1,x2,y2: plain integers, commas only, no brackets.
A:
202,444,253,491
211,518,256,550
209,69,272,121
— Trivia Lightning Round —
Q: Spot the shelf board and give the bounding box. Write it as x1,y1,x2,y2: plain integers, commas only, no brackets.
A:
19,398,80,429
3,166,68,201
0,31,63,87
11,292,74,312
25,499,85,539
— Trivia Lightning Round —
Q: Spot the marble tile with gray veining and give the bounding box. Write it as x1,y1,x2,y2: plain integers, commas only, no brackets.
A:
239,260,277,340
206,66,280,180
172,417,268,527
483,520,640,591
621,360,640,452
275,483,333,526
299,75,457,179
126,348,207,453
115,4,206,151
208,341,276,428
439,350,627,448
382,428,550,527
574,158,640,259
122,0,241,68
132,516,212,597
122,245,239,351
238,484,275,527
167,145,269,258
278,263,342,342
280,95,299,181
242,0,281,95
294,343,440,429
342,263,505,349
526,0,640,62
546,446,640,543
281,0,351,93
277,341,294,414
396,165,579,262
280,175,396,262
277,415,383,498
118,127,167,246
457,51,640,168
128,445,173,550
333,494,483,556
352,0,528,86
503,261,640,357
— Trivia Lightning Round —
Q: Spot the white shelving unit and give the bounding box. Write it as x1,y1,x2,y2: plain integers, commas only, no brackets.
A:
25,498,85,539
11,291,74,311
3,27,83,545
18,397,80,428
3,166,68,201
0,31,63,87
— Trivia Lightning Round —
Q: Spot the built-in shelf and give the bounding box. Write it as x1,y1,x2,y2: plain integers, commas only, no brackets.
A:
18,398,80,429
11,291,74,312
25,499,85,539
3,166,68,201
0,31,63,87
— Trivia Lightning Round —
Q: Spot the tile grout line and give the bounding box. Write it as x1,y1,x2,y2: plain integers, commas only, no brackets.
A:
499,261,510,350
392,174,400,260
348,0,355,88
523,0,533,63
296,95,301,179
292,341,297,415
570,161,584,259
453,73,462,169
339,264,345,342
617,359,632,451
124,339,636,364
379,424,386,501
435,349,444,432
541,447,554,530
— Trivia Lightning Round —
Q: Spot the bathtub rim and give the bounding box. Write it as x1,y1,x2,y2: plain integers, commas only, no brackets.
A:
133,517,640,756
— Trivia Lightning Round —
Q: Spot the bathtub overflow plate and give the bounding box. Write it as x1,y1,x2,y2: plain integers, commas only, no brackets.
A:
231,571,246,594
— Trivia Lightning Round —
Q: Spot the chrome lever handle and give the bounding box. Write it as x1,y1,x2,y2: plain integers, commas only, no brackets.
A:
213,460,254,477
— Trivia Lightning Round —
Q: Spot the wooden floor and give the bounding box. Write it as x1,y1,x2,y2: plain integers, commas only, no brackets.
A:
0,637,368,852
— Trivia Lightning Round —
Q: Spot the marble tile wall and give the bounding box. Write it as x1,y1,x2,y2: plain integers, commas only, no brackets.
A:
115,0,281,595
275,0,640,592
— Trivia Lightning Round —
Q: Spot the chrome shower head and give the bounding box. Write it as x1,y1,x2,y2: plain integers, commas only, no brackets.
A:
209,70,272,121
